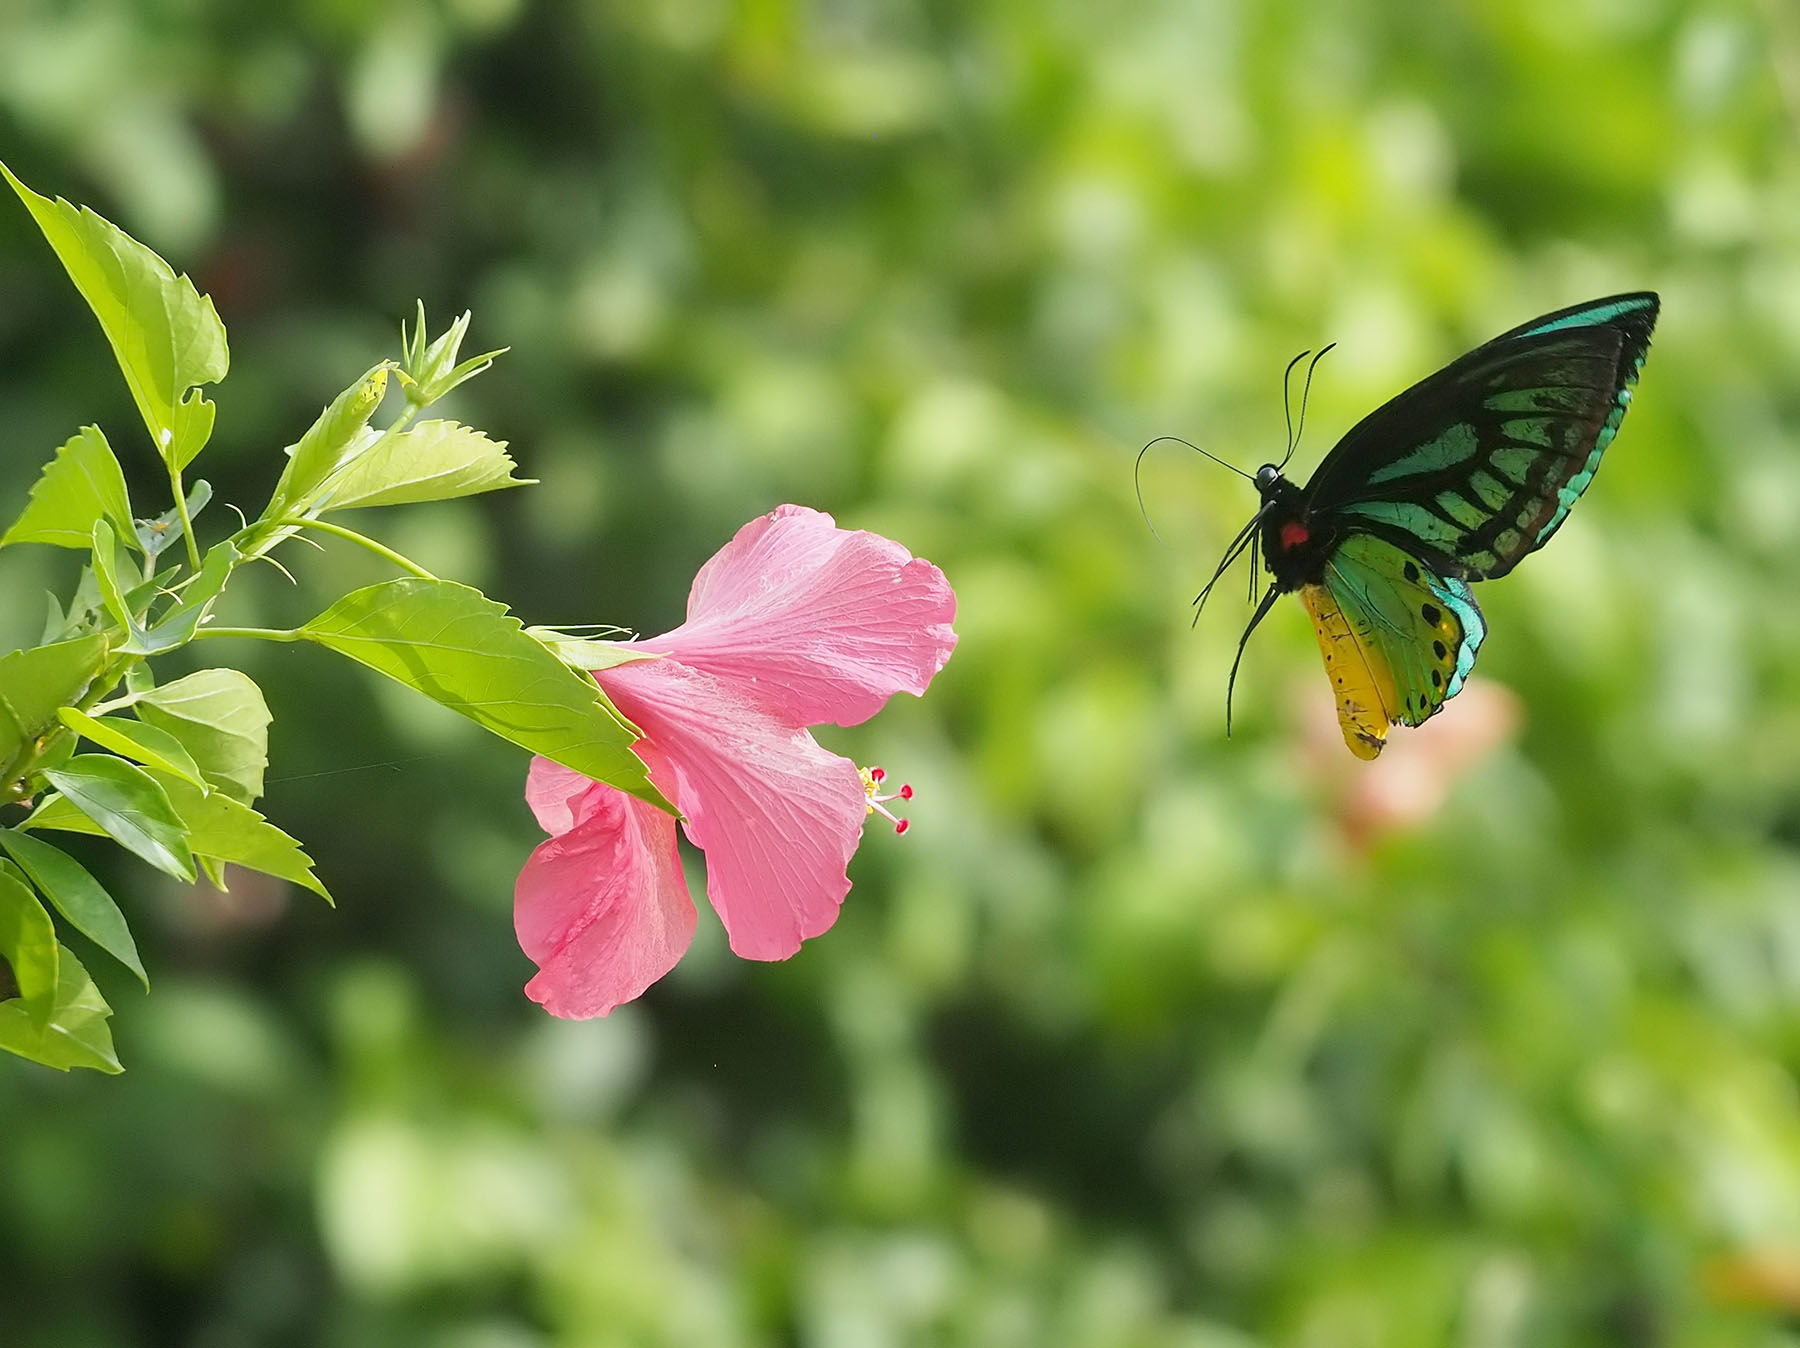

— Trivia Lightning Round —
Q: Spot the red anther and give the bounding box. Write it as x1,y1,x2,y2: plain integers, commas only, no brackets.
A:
899,784,913,800
894,818,909,835
870,766,886,783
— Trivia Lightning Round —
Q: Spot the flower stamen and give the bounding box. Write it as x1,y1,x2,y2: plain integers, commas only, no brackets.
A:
860,765,914,835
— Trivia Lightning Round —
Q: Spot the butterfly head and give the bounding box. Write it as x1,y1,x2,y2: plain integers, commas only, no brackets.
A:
1253,463,1284,497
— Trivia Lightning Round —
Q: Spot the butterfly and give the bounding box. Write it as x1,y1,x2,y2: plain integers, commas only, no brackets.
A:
1192,292,1659,759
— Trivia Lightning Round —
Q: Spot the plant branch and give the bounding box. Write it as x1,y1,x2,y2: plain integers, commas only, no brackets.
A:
168,460,201,571
192,626,301,643
285,518,438,580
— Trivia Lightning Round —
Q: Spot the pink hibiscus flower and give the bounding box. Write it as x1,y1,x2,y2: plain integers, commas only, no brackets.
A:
516,505,958,1018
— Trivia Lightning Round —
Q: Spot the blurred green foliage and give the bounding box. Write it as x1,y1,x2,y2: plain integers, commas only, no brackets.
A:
4,0,1800,1343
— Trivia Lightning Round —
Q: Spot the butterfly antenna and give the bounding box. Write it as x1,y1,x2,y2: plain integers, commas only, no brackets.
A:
1141,436,1254,484
1280,349,1311,462
1225,583,1283,738
1279,342,1336,472
1136,436,1254,542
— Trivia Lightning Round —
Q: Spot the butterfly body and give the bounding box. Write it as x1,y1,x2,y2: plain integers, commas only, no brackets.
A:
1253,467,1328,587
1209,293,1659,759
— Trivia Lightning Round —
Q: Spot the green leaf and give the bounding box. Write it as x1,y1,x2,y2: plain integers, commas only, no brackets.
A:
43,756,195,882
133,540,238,654
300,578,669,812
0,635,111,767
90,519,137,637
0,862,59,1028
263,363,392,523
323,420,532,509
26,776,329,905
56,707,206,787
0,945,121,1073
0,426,135,550
526,627,664,673
1,160,227,468
133,670,270,804
151,772,330,903
54,567,106,641
0,828,146,987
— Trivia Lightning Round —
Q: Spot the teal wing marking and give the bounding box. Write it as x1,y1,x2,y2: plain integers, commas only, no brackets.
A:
1517,295,1656,335
1322,534,1486,727
1303,293,1658,581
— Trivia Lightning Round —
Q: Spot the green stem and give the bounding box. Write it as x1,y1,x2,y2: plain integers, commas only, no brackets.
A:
0,742,35,805
286,518,437,580
192,626,301,643
168,460,201,571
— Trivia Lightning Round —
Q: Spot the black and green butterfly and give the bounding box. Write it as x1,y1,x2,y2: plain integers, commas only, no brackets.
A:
1198,292,1658,759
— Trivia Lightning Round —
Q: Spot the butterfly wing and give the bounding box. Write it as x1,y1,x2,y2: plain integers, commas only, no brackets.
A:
1301,293,1658,581
1300,534,1486,759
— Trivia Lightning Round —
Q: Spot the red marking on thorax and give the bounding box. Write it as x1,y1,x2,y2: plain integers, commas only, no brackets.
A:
1279,521,1310,550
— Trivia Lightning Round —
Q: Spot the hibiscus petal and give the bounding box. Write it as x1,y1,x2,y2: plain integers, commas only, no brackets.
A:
515,772,695,1018
597,656,868,961
524,755,604,836
642,504,958,727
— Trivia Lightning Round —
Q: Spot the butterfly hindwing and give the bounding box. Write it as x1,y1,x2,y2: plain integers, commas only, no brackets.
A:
1302,293,1657,581
1299,534,1485,760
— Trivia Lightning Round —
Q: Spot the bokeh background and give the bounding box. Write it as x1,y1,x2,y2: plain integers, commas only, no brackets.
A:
3,0,1800,1343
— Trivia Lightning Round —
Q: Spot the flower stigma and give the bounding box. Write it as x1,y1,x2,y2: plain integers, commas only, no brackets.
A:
861,765,914,835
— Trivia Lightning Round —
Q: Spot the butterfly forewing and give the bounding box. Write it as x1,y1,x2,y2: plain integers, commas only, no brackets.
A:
1302,293,1657,581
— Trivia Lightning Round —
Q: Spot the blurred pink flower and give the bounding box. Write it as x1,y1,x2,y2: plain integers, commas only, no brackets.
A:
517,505,958,1018
1299,676,1521,846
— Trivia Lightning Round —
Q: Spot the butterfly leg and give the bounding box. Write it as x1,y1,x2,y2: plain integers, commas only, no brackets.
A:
1225,583,1283,738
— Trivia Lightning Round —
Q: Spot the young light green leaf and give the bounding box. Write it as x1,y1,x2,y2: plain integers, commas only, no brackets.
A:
0,861,59,1028
39,594,64,646
26,775,329,904
0,426,136,550
90,519,140,641
525,628,663,673
133,540,238,654
133,669,270,804
323,421,532,509
300,578,669,811
0,635,111,767
399,305,506,407
0,945,121,1073
43,756,195,882
56,707,206,787
1,160,228,468
0,827,146,987
263,363,392,523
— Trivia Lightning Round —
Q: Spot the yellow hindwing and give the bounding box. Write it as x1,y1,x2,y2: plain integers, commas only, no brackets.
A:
1299,583,1398,760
